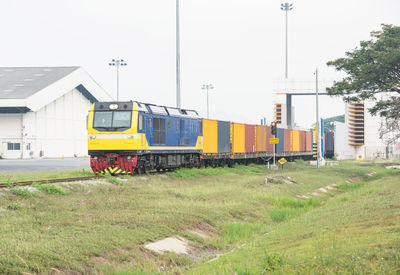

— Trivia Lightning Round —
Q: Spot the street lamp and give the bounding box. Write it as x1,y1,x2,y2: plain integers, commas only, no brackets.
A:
280,2,293,79
201,84,214,119
108,59,127,101
176,0,181,108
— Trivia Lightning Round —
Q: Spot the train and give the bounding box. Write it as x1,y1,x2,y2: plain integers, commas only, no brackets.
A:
87,101,328,175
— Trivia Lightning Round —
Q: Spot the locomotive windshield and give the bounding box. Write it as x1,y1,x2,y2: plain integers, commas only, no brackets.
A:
93,111,132,131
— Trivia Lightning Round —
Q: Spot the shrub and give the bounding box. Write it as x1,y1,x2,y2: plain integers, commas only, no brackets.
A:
7,202,22,210
10,188,35,197
34,184,68,195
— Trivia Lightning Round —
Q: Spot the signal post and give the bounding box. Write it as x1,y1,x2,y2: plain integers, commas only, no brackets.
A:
270,122,278,169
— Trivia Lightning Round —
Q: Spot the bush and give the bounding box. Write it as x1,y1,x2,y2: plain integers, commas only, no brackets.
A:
10,188,35,197
7,202,22,210
34,184,68,195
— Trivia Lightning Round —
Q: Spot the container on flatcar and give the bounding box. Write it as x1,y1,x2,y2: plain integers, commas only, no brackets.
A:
255,125,267,152
276,128,285,153
231,122,245,155
305,131,312,152
245,124,255,153
218,121,231,154
299,130,306,152
266,126,274,152
202,119,218,154
325,131,334,158
290,130,300,152
284,129,290,153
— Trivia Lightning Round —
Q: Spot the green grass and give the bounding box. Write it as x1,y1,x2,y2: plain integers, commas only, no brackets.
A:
191,168,400,274
0,161,398,274
34,183,69,195
0,169,93,183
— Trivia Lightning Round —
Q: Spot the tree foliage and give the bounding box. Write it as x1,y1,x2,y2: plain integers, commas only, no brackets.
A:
326,24,400,120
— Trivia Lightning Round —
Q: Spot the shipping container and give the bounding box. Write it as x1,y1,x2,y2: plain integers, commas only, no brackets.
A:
299,130,306,152
266,126,274,152
202,119,218,154
305,131,312,152
276,128,285,153
255,125,267,152
245,124,255,153
231,122,245,154
284,129,290,153
218,121,230,154
290,130,300,152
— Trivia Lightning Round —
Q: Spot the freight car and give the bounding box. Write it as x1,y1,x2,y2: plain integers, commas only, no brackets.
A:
88,101,314,175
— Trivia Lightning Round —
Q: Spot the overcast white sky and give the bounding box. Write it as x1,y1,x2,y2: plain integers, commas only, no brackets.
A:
1,0,399,127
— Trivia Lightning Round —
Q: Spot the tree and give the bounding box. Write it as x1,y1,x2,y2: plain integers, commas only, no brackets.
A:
326,24,400,122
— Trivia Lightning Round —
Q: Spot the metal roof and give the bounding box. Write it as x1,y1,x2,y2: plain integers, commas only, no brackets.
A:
0,67,79,99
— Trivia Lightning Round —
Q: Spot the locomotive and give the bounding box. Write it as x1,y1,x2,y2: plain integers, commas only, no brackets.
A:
87,101,315,175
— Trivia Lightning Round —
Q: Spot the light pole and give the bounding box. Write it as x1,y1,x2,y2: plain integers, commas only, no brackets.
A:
176,0,181,108
280,2,293,79
109,59,127,101
315,68,320,168
201,84,214,118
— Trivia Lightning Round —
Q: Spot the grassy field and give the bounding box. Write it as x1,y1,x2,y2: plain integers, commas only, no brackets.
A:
0,161,399,274
0,169,93,183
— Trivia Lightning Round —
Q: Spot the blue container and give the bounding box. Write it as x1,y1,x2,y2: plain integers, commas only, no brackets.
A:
217,121,231,154
276,128,285,153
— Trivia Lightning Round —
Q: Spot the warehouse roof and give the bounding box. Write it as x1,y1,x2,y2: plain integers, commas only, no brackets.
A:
0,67,112,113
0,67,79,99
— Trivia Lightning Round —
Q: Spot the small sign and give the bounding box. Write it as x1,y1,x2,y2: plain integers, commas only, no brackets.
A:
269,138,279,144
278,158,287,165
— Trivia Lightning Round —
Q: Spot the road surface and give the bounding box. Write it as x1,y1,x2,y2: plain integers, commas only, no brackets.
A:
0,158,90,172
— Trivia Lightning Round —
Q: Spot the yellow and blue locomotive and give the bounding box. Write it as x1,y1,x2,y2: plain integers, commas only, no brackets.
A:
88,101,203,175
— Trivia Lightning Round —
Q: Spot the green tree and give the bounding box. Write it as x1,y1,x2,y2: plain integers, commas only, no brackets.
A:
326,24,400,121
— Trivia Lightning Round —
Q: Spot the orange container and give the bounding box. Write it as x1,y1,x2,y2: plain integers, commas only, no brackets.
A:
231,123,245,154
255,125,267,152
203,119,218,154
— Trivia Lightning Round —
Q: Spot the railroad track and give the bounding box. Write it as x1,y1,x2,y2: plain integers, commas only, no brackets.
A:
0,176,101,188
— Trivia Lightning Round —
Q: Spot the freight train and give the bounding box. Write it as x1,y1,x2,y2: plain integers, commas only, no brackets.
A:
87,101,321,175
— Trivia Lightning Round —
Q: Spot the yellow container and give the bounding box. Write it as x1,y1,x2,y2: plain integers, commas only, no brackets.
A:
203,119,218,154
255,125,267,152
290,130,300,152
231,122,245,154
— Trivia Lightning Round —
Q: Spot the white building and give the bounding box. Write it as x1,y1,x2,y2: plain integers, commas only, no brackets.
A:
334,100,391,160
0,67,112,159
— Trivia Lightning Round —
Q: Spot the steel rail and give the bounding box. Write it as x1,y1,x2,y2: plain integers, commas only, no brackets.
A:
0,176,101,188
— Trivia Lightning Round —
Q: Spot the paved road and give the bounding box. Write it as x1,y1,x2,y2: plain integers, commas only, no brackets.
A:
0,158,90,172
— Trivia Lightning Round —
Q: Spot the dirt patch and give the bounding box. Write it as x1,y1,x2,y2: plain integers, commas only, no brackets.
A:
264,176,303,185
188,229,209,239
318,187,328,193
144,237,189,255
60,180,108,186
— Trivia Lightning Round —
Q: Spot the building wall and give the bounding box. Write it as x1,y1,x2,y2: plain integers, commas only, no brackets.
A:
335,101,388,160
0,88,92,159
0,114,23,158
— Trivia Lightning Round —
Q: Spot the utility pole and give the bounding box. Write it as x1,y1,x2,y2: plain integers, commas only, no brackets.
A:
109,59,127,101
280,2,293,79
201,84,214,118
176,0,181,108
315,68,320,168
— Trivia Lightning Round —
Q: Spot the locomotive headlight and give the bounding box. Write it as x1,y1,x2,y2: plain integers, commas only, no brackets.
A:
109,104,119,110
94,156,98,161
127,156,131,161
89,135,96,139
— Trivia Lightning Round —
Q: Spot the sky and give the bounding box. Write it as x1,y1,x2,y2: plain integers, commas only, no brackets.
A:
1,0,399,128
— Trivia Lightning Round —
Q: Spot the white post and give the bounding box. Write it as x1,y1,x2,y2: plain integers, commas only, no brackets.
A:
315,68,320,168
